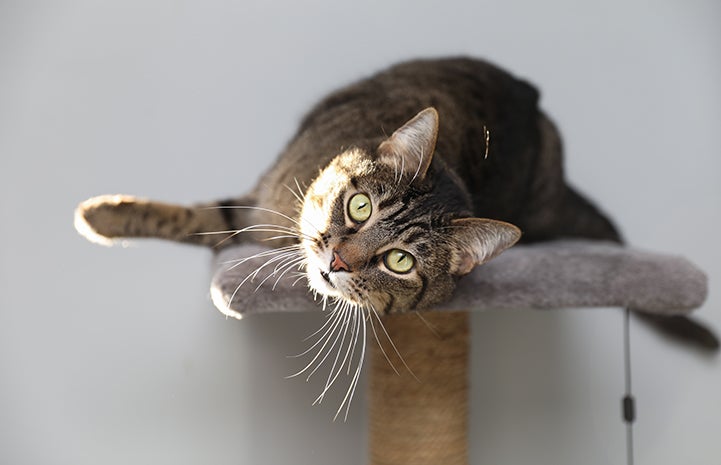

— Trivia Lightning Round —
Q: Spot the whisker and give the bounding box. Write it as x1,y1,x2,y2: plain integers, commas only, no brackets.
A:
346,307,361,375
304,303,351,382
191,222,315,248
288,307,343,359
291,274,307,287
335,306,366,422
222,244,300,266
232,249,299,274
293,177,307,202
192,229,245,236
254,255,304,292
251,254,304,291
367,306,399,376
261,234,302,242
286,305,346,375
321,295,329,312
205,205,321,234
286,301,349,379
415,311,442,339
283,183,304,204
232,224,315,242
370,304,418,381
272,257,306,290
324,303,361,397
227,250,301,306
299,307,340,344
314,304,356,405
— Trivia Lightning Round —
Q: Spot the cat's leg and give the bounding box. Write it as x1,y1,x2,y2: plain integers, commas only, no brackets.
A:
74,194,256,247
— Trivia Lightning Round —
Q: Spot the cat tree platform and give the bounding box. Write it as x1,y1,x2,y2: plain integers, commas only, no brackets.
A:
210,239,708,465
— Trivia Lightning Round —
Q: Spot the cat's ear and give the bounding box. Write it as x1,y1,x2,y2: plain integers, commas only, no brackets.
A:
448,218,521,276
377,107,439,181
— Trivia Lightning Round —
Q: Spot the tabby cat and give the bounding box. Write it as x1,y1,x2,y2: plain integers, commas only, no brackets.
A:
75,57,715,346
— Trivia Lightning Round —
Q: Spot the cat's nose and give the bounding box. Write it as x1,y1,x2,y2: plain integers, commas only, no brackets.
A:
330,249,351,272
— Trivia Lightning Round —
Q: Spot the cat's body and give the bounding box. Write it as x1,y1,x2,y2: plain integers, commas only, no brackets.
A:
76,57,715,347
251,57,620,246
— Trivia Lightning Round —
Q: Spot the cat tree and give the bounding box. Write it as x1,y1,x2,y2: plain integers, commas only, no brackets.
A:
211,240,708,465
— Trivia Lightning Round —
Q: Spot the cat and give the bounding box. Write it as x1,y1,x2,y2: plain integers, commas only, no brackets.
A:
75,57,716,346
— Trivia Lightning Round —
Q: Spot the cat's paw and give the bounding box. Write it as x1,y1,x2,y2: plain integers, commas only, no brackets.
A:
74,194,140,246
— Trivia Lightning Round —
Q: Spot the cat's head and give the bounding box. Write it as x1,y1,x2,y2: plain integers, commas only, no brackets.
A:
299,108,520,313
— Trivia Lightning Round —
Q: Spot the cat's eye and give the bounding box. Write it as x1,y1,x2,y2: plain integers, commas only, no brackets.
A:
348,193,372,223
384,249,415,274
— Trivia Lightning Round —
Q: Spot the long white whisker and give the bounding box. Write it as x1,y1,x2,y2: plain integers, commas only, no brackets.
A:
253,255,304,292
314,304,356,405
299,307,340,344
320,303,361,399
335,306,366,422
288,308,342,358
304,303,351,382
252,254,304,292
232,225,315,242
346,307,361,375
222,245,300,266
370,304,418,381
367,306,399,376
205,205,321,234
293,177,307,202
286,305,346,376
283,183,304,204
261,234,303,242
291,274,307,287
192,222,314,248
415,311,442,339
236,250,299,276
272,257,306,290
227,250,301,306
226,249,297,271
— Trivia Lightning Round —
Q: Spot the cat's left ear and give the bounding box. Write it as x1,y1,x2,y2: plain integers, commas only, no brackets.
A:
448,218,521,276
377,107,439,181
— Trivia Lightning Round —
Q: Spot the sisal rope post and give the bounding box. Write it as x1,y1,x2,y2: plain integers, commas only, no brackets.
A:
369,311,469,465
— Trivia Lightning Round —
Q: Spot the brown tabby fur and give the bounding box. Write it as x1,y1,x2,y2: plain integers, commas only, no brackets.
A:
76,56,715,344
75,57,716,465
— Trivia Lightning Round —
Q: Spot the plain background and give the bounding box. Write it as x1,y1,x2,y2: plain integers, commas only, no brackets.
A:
1,1,719,464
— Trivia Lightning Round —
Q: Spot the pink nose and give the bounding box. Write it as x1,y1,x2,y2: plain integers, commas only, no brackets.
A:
330,250,351,272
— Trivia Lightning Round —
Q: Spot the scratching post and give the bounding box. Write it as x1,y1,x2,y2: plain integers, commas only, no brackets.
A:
210,240,710,464
370,312,468,465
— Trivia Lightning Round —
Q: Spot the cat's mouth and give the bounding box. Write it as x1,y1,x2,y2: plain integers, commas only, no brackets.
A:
320,270,335,288
303,243,366,305
307,261,367,306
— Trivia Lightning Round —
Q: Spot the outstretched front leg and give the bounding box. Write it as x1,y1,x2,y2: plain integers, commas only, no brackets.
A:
74,194,256,247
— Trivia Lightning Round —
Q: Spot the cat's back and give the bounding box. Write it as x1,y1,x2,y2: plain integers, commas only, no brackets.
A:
256,58,546,225
288,58,543,215
297,57,540,145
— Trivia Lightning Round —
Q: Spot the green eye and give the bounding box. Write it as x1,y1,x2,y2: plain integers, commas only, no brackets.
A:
348,193,372,222
384,249,415,274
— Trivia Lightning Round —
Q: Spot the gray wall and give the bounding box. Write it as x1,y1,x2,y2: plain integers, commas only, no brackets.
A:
1,1,719,464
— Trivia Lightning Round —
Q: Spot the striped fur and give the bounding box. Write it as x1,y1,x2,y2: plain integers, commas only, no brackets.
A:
76,57,621,313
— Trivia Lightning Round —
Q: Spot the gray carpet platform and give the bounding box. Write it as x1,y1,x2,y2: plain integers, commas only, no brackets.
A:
210,240,708,319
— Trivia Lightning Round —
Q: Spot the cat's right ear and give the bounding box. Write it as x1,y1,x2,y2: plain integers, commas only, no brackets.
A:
448,218,521,276
377,107,439,181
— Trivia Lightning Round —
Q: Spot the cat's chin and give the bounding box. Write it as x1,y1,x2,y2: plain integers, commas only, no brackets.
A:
307,268,343,299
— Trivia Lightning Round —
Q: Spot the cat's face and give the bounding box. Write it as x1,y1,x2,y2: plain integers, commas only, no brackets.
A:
299,108,520,313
